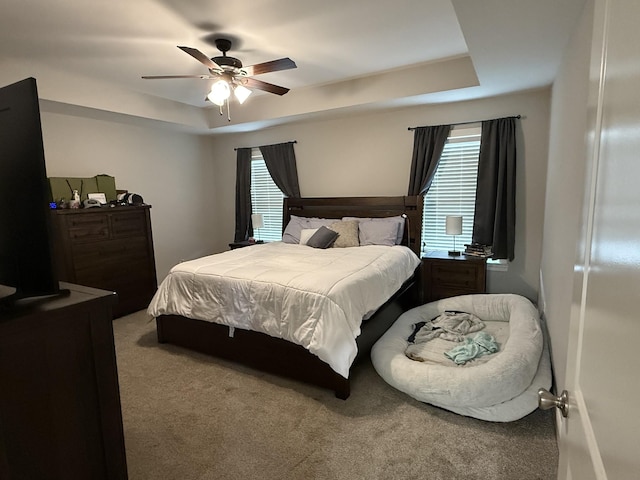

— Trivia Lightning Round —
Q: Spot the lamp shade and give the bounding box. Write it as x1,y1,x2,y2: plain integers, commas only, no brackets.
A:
445,215,463,235
234,84,252,104
208,80,231,106
251,213,264,229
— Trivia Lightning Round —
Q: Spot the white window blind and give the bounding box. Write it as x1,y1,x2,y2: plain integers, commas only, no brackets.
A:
422,126,481,254
250,149,284,242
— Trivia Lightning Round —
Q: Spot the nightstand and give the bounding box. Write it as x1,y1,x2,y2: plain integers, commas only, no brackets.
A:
422,250,487,302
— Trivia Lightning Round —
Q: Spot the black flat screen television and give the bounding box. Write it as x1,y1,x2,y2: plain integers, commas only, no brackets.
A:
0,77,63,308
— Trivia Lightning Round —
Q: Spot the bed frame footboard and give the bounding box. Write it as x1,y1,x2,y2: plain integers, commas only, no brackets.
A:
156,313,351,398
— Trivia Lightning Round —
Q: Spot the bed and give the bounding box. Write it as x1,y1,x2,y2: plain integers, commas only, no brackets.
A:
148,196,423,399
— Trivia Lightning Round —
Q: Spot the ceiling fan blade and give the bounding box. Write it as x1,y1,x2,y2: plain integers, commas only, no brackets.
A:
244,78,290,96
178,46,221,70
243,57,297,76
141,74,213,80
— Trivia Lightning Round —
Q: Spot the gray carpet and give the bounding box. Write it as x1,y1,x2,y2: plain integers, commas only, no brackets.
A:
113,311,558,480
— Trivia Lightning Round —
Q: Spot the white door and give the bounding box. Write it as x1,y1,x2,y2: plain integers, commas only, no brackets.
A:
557,0,640,478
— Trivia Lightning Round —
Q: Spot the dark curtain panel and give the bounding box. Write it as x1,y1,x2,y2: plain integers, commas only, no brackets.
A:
472,117,517,260
234,147,252,242
259,142,301,198
407,125,451,195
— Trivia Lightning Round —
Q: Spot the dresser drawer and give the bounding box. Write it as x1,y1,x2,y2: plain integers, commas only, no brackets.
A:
66,213,110,244
430,263,482,288
74,256,152,290
72,237,150,271
111,210,147,237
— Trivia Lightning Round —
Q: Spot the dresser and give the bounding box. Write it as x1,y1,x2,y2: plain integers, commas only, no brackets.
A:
51,205,157,317
422,250,487,302
0,283,128,479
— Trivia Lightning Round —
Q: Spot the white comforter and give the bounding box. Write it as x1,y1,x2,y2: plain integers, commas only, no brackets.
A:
147,242,420,377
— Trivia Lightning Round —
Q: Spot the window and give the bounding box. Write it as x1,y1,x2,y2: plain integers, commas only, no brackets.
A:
250,149,284,242
421,126,481,255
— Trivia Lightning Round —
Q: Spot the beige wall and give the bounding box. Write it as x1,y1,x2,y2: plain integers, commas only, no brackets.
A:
39,103,217,282
37,83,553,303
209,89,551,300
540,1,593,390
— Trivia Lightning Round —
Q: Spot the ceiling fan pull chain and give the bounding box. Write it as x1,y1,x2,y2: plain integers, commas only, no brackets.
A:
227,98,231,122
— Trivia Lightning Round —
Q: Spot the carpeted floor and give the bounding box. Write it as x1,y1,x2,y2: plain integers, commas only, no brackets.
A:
113,310,558,480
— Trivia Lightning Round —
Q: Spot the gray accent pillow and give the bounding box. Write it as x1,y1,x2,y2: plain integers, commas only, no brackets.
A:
329,220,360,248
299,228,319,245
306,226,339,249
359,220,398,246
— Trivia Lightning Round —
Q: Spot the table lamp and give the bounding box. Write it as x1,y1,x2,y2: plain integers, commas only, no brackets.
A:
251,213,264,242
445,215,462,256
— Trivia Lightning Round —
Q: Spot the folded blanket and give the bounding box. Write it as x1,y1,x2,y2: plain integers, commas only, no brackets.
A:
444,331,499,365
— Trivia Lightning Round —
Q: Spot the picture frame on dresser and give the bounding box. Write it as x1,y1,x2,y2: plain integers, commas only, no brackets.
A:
87,192,108,204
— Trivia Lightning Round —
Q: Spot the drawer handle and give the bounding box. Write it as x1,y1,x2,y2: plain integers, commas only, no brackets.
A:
71,219,105,227
72,230,105,239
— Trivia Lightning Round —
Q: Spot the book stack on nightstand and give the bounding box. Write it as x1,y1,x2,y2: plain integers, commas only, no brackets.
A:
463,242,493,258
422,250,487,302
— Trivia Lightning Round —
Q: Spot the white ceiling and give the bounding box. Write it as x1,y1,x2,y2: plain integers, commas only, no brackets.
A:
0,0,586,134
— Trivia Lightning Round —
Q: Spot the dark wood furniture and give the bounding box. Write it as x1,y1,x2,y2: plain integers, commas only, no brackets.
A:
156,196,423,399
0,283,128,479
50,205,157,318
229,240,264,249
422,250,487,301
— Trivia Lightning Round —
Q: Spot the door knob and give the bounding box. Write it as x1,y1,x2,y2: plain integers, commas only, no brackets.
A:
537,388,569,417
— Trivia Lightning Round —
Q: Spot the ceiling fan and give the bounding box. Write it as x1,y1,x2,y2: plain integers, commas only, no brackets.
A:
142,38,296,118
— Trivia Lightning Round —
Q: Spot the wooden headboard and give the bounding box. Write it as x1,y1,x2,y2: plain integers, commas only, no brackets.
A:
283,196,423,257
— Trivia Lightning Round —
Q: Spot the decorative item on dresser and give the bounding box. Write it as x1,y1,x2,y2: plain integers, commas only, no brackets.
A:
0,283,128,479
50,205,158,318
422,250,487,302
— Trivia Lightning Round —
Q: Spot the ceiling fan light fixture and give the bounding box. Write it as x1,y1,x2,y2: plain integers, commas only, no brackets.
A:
234,84,252,104
142,40,296,118
208,79,231,106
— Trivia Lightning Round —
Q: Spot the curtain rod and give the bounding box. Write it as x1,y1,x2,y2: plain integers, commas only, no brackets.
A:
234,140,297,151
407,115,522,131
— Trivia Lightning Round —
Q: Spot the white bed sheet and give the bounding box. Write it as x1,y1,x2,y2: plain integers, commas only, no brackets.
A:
147,241,420,377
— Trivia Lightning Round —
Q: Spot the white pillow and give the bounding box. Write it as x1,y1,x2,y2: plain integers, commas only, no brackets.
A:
299,228,319,245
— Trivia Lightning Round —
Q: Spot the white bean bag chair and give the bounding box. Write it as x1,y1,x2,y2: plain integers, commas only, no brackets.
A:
371,294,551,422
